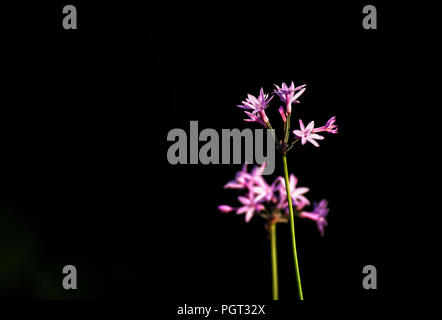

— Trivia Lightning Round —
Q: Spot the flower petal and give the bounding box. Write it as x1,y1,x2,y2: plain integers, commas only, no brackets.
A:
310,133,324,140
245,208,255,222
299,119,305,131
236,206,248,214
292,87,306,101
306,136,320,147
237,196,251,205
293,130,303,138
306,121,315,131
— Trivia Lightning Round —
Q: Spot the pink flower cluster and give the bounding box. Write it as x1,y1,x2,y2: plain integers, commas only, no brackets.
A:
236,82,338,148
218,163,329,236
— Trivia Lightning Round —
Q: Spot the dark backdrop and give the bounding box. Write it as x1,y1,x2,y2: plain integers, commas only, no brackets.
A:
0,2,440,300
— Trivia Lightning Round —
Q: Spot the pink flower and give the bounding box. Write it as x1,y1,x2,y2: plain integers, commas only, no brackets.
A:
244,163,276,203
236,193,266,222
274,82,306,115
299,200,330,236
251,175,279,203
224,164,250,189
237,88,273,126
243,111,266,127
220,163,277,222
220,165,333,230
218,192,266,222
293,120,324,147
312,116,338,134
275,174,310,211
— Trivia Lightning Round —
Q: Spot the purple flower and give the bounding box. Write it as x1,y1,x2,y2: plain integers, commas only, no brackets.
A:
236,193,266,222
251,174,279,203
224,163,258,189
218,191,266,222
274,82,306,115
275,174,310,211
237,88,273,113
220,165,334,231
237,88,273,126
293,119,325,147
299,200,330,236
220,163,277,222
312,116,338,134
244,163,276,203
224,163,267,189
244,111,267,127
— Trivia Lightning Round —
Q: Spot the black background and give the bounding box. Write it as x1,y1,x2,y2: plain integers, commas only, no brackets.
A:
0,2,440,301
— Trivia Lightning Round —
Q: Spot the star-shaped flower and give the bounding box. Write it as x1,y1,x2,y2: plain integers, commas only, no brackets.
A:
236,193,266,222
293,119,325,147
237,88,273,126
275,174,310,210
274,82,306,114
299,200,330,236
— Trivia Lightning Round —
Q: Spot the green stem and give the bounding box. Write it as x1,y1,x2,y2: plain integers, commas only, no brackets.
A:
284,114,291,144
270,222,279,300
282,153,304,300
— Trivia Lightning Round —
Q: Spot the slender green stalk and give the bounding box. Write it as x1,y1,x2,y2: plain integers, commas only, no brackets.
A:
284,114,291,144
282,153,304,300
269,222,279,300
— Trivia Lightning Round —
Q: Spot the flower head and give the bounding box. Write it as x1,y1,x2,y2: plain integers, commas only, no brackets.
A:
293,119,325,147
245,163,277,203
236,193,266,222
220,163,276,222
274,82,306,115
312,116,338,134
275,174,310,211
223,82,336,236
299,199,330,236
219,164,333,232
237,88,273,126
244,111,267,127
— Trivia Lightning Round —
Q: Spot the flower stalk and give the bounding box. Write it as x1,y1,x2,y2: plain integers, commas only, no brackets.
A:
269,221,279,300
282,153,304,300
